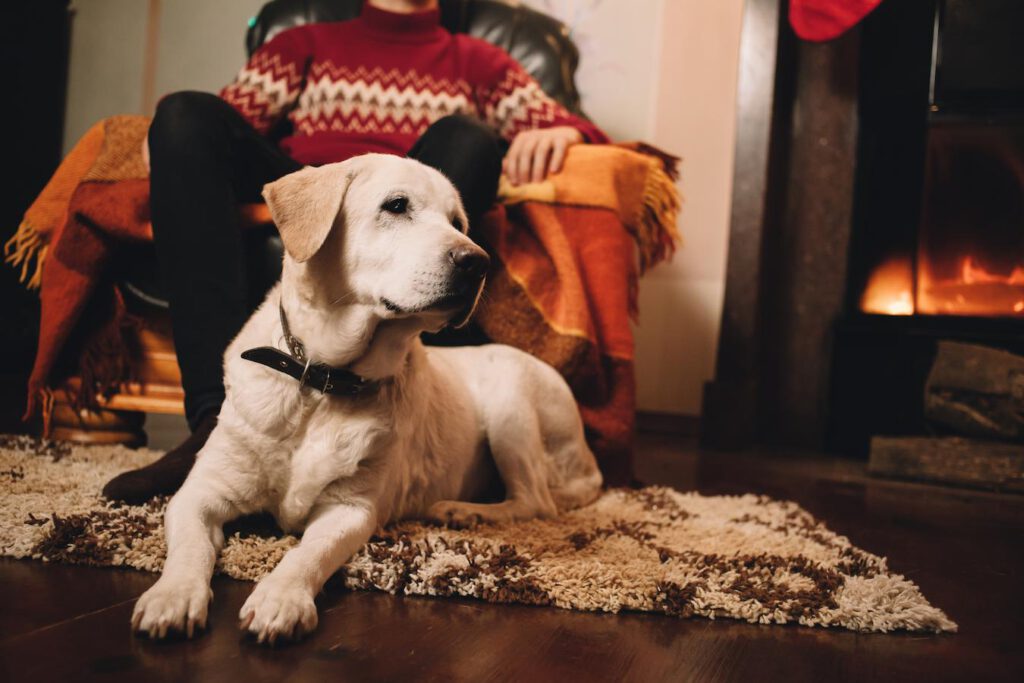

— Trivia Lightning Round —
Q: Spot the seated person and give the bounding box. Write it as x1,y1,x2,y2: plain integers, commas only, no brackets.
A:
103,0,609,504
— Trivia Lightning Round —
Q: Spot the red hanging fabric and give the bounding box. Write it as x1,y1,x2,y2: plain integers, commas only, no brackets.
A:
789,0,885,42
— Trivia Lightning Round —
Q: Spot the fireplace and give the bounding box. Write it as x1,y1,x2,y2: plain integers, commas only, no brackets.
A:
701,0,1023,457
828,0,1024,455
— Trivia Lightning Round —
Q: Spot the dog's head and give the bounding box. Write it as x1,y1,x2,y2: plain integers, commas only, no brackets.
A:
262,154,489,330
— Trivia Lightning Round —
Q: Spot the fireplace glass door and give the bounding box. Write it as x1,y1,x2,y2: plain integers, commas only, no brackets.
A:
860,119,1024,317
916,120,1024,316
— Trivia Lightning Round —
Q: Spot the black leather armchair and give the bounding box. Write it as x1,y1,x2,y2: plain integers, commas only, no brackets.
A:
119,0,590,311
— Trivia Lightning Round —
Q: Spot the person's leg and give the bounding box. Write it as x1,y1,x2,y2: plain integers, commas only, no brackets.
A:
150,90,302,428
103,91,301,504
407,114,507,347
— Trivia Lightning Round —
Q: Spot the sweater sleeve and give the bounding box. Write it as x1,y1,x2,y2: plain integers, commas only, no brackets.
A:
474,43,609,144
217,27,310,136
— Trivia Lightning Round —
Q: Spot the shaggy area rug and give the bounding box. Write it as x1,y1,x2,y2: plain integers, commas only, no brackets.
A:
0,435,956,634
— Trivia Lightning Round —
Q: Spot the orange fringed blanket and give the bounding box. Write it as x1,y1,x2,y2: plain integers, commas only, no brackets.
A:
481,144,681,484
6,115,681,486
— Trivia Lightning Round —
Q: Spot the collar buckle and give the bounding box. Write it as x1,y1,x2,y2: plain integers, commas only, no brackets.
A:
266,297,381,398
298,356,313,387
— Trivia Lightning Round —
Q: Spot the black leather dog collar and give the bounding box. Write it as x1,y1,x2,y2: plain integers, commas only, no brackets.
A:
240,301,382,397
240,347,381,396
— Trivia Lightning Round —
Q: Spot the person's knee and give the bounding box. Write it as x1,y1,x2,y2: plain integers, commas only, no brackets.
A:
426,114,503,153
428,115,505,179
149,90,229,151
410,115,506,221
432,113,495,135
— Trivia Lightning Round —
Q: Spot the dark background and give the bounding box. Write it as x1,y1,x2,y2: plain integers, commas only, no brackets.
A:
1,1,72,434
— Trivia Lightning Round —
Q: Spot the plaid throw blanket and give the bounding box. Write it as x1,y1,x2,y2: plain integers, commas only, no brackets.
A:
6,115,680,486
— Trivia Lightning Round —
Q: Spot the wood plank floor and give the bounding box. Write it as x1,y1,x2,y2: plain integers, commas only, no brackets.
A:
1,434,1021,682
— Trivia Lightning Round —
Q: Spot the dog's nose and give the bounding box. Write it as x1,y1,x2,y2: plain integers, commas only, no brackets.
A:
448,246,490,278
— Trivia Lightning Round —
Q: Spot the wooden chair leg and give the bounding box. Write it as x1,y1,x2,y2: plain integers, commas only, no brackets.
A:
40,307,185,448
49,393,147,448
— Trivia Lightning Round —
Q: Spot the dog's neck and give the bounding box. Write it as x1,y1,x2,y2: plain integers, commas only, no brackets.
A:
278,264,427,382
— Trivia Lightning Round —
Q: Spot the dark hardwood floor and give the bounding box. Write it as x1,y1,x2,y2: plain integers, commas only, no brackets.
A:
1,433,1021,682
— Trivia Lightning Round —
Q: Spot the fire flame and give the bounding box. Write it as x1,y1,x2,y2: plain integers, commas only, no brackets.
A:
860,257,914,315
960,257,1024,287
861,255,1024,316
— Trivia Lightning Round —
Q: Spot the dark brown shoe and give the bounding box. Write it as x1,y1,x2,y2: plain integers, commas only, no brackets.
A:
101,412,217,504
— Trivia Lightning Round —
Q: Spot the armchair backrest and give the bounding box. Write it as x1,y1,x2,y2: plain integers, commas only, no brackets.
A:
246,0,586,116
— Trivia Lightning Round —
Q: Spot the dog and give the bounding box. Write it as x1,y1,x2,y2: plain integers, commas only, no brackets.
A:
131,153,603,643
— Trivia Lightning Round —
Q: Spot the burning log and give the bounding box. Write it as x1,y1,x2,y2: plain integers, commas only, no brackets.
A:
924,341,1024,441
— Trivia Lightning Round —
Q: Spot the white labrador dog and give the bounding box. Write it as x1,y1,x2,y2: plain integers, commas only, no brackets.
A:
131,153,603,643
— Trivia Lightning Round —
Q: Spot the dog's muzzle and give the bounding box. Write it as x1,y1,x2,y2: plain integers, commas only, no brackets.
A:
380,246,489,324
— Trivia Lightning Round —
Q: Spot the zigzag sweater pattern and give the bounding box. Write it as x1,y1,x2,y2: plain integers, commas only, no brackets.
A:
215,2,609,166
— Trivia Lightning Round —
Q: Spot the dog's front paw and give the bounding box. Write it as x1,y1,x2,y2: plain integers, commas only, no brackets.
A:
426,501,484,529
239,577,318,645
132,574,213,639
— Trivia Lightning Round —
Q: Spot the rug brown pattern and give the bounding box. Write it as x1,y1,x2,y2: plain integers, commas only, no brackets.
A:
0,435,956,634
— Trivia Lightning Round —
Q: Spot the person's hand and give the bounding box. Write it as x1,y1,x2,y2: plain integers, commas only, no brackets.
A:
503,126,583,186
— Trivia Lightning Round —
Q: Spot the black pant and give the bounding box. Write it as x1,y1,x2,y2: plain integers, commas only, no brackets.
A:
148,91,506,430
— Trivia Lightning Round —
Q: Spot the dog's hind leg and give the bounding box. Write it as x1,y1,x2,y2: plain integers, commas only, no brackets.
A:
548,456,603,511
427,406,559,529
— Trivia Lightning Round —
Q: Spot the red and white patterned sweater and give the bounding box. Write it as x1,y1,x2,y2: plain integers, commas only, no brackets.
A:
216,2,609,166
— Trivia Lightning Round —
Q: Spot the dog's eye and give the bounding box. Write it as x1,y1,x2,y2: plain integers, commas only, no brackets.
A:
451,216,464,232
381,197,409,214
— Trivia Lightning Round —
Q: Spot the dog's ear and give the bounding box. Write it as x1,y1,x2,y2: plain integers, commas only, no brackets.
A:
261,161,356,263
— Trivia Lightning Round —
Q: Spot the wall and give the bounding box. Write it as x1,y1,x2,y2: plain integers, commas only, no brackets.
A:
63,0,745,417
647,0,743,416
64,0,265,152
63,0,148,150
151,0,268,101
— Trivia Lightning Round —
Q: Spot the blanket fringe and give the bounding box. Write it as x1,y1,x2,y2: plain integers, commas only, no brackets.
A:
4,220,47,289
38,387,55,439
632,160,683,274
619,141,682,182
73,291,142,413
23,292,142,428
